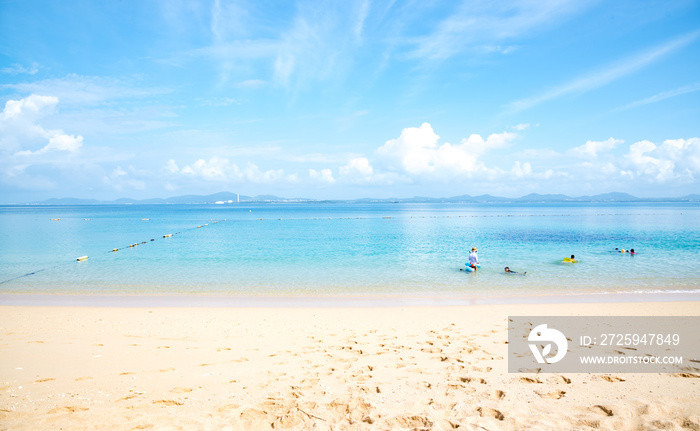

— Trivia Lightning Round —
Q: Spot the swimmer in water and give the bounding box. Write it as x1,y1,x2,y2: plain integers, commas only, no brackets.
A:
505,266,527,275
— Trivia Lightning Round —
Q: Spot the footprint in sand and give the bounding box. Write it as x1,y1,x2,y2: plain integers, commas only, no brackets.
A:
476,407,505,421
672,373,700,378
117,394,139,402
153,400,184,406
598,375,625,382
536,390,566,399
34,378,55,383
394,415,433,428
490,390,506,400
171,387,193,393
460,377,487,384
548,375,572,384
518,377,542,384
591,405,614,416
74,376,93,381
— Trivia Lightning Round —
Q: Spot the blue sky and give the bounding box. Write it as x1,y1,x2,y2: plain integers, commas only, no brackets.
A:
1,0,699,202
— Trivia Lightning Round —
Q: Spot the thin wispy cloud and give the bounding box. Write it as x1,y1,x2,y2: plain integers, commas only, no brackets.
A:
505,29,700,113
610,82,700,113
1,62,40,75
409,0,591,60
2,74,171,106
353,0,370,43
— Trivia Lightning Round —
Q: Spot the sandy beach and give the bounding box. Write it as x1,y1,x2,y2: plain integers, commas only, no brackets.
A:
1,301,699,430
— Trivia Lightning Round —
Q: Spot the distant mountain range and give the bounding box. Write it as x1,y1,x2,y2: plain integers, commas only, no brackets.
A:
19,191,700,205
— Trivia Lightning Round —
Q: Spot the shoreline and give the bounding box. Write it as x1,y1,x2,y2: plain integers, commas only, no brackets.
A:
1,290,699,307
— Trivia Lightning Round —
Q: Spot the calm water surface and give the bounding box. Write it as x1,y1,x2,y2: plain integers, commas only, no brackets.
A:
1,203,699,300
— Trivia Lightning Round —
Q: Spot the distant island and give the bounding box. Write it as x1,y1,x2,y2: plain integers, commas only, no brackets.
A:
16,191,700,205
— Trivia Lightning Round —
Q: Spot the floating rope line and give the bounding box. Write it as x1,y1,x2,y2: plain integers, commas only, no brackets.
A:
0,219,225,286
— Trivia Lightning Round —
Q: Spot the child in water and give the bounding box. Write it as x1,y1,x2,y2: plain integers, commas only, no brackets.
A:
505,267,527,275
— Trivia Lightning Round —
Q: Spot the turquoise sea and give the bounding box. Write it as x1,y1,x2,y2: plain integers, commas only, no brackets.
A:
1,203,699,302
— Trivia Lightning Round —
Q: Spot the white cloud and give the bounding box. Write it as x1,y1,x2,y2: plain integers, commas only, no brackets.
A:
340,157,373,177
16,134,84,156
168,157,296,185
181,156,234,181
165,159,179,174
626,140,674,182
336,157,409,186
1,94,58,120
309,168,335,184
359,124,700,193
625,138,700,183
242,163,289,184
375,122,517,178
511,161,532,178
461,131,518,155
1,95,83,156
570,137,622,159
375,122,442,174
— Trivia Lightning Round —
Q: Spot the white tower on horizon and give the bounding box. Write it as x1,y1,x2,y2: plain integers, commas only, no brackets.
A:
237,193,239,203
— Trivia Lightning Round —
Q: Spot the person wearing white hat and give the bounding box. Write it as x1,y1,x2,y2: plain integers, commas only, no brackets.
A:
468,247,479,272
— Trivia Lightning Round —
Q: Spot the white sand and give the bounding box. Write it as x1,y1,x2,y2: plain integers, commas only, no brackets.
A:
1,301,699,430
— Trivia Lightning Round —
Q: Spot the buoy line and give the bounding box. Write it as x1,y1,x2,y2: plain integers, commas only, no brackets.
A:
0,219,225,286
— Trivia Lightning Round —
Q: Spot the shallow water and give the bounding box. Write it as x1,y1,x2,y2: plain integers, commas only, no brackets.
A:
1,203,699,299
